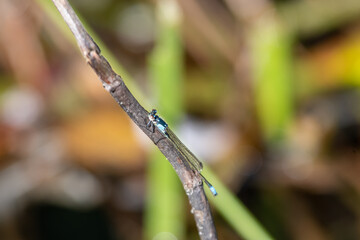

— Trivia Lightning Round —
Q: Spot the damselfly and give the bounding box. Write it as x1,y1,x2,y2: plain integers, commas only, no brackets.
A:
147,109,217,196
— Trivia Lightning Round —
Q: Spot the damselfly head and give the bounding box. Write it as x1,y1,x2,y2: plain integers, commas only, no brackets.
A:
148,109,158,122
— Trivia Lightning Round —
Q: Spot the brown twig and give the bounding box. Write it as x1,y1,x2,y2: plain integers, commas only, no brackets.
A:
51,0,217,239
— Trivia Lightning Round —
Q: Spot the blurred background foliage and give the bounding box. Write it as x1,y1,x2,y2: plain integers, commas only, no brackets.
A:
1,0,360,239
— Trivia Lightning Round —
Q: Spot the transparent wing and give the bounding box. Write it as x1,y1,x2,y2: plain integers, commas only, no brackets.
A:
166,128,203,172
167,128,218,196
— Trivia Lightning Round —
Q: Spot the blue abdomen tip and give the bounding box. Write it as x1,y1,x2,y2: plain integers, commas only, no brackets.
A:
210,186,218,196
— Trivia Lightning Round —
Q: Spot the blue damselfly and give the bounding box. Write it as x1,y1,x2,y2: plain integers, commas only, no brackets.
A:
147,109,217,196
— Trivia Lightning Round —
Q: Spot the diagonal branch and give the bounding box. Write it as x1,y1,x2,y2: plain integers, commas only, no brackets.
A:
51,0,217,239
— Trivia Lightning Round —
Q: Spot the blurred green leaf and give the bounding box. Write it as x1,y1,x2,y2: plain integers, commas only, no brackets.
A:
35,0,145,104
144,1,185,239
252,18,294,142
203,166,274,240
